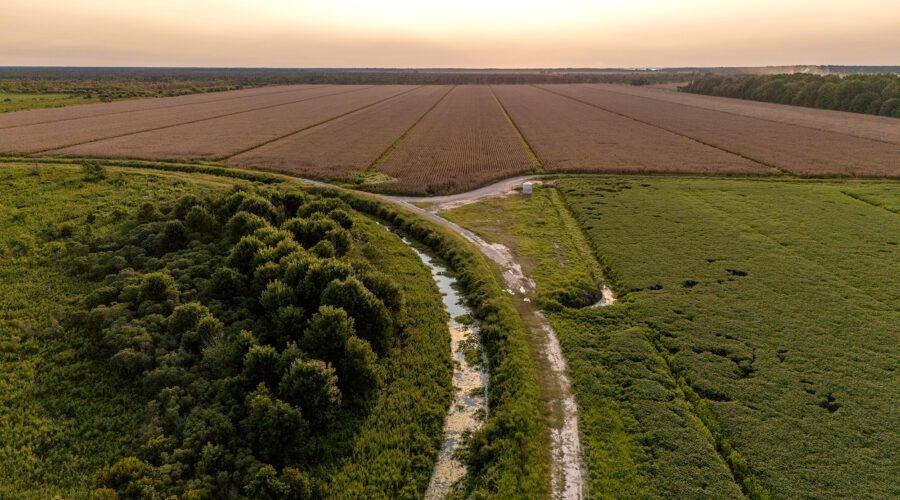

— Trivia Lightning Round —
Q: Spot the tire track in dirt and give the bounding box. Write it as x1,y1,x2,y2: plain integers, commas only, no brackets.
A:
365,85,457,173
489,85,545,172
382,180,587,499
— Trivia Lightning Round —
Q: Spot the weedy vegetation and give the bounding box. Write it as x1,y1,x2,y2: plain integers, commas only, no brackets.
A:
444,177,900,498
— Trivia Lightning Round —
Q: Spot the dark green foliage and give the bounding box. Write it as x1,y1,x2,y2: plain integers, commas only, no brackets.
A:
327,208,354,229
339,336,382,403
226,211,269,242
237,195,281,223
243,344,282,388
137,201,163,222
302,305,354,364
326,227,353,256
243,387,310,468
185,205,217,233
260,280,294,312
682,73,900,117
321,277,393,355
54,183,440,497
81,160,107,181
278,359,341,427
332,190,550,497
139,272,178,303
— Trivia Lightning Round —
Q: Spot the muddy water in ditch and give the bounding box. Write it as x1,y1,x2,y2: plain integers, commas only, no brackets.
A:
396,236,488,499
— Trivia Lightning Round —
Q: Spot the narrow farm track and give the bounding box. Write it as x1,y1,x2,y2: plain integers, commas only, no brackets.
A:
381,178,586,499
366,85,457,173
289,171,585,498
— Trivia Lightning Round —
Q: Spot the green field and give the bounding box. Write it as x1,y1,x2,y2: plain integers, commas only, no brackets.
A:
444,177,900,498
0,93,101,113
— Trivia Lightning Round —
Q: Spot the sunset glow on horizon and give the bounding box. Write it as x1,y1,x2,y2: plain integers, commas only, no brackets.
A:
3,0,899,67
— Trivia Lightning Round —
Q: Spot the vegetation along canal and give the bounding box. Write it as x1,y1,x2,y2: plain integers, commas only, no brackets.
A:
392,232,488,498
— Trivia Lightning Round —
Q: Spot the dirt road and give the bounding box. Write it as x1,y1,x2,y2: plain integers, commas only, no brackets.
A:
383,178,586,500
292,173,585,498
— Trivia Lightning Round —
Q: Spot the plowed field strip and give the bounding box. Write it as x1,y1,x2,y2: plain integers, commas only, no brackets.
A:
223,86,451,179
220,86,422,160
532,85,784,174
489,85,544,172
585,83,900,146
378,85,536,195
367,85,456,172
543,84,900,177
0,85,321,131
33,86,374,155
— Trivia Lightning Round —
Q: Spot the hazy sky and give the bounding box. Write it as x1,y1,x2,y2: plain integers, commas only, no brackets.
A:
2,0,899,67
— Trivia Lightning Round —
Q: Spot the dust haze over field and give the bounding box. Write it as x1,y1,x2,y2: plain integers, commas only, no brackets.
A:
3,0,900,67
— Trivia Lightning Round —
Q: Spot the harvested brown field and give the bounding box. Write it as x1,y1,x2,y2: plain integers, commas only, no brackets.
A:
1,85,349,154
376,85,536,194
0,85,314,130
0,84,897,193
492,85,768,174
46,86,413,161
226,85,451,180
541,84,900,176
587,83,900,145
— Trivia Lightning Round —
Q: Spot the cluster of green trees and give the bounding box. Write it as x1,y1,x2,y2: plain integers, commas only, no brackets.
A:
69,186,406,497
681,73,900,117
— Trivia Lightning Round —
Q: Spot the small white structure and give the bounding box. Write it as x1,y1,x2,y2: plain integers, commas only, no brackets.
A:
522,181,534,195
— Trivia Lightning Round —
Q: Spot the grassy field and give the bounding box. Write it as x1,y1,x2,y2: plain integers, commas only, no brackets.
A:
0,165,226,496
444,177,899,498
0,163,455,497
0,93,101,113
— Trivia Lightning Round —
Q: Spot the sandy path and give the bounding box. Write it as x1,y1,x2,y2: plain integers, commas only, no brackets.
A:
383,179,586,500
286,172,585,498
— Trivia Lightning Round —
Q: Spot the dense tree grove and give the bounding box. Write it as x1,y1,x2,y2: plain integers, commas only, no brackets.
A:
69,186,406,497
681,73,900,117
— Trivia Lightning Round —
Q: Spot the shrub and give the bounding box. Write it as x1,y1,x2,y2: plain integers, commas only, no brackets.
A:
320,277,392,355
244,344,282,388
260,280,294,312
82,160,107,182
226,236,264,273
278,359,341,428
167,302,210,336
338,336,381,402
242,387,309,468
208,267,245,299
301,305,354,364
227,211,269,242
185,205,216,233
237,195,280,223
137,202,163,222
139,272,178,303
327,209,353,229
325,228,352,256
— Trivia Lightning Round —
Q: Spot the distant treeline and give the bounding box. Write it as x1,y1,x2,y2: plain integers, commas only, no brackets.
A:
681,74,900,118
0,67,697,97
